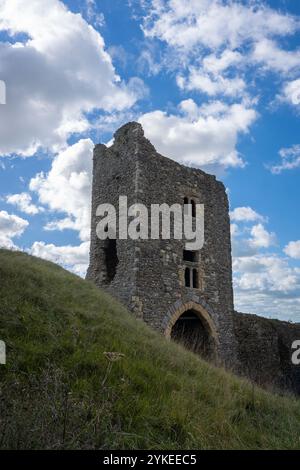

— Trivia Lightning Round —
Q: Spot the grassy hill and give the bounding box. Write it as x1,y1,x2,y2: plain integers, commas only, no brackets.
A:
0,249,300,450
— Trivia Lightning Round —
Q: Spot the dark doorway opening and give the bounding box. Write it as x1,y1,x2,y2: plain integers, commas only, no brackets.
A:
171,310,215,360
104,239,118,284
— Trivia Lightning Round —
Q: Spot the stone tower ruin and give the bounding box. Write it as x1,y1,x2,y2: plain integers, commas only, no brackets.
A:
87,122,300,394
87,122,238,367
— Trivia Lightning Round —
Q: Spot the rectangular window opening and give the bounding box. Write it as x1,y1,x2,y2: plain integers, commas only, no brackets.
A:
183,250,198,262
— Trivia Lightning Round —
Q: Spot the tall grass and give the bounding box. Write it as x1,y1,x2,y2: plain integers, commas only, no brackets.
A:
0,249,300,449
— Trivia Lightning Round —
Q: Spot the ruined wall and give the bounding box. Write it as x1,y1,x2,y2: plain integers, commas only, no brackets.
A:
87,122,238,367
86,128,139,306
87,121,300,394
132,127,237,367
234,312,300,395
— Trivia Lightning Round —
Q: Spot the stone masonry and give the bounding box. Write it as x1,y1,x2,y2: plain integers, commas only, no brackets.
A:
87,122,300,393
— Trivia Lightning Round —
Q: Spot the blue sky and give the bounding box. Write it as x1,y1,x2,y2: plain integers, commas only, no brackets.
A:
0,0,300,320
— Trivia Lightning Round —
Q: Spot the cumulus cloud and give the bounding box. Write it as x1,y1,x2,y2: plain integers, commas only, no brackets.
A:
269,144,300,174
252,39,300,73
0,210,28,248
177,69,246,98
234,255,299,293
233,253,300,320
231,224,275,258
284,240,300,260
230,206,265,223
139,99,256,173
282,79,300,106
249,223,276,249
30,240,89,276
230,205,300,320
231,208,300,320
143,0,297,51
176,47,247,99
203,49,244,74
27,140,93,274
6,192,43,215
142,0,300,100
30,138,94,241
0,0,143,157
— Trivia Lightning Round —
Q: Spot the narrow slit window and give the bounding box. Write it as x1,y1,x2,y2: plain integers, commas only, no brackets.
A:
184,267,190,287
184,197,189,215
193,269,199,289
191,199,196,218
104,239,119,284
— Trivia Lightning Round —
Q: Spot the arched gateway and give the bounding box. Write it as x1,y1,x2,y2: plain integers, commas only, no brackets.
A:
164,300,218,361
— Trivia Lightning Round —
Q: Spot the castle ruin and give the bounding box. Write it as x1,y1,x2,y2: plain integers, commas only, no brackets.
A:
87,122,300,394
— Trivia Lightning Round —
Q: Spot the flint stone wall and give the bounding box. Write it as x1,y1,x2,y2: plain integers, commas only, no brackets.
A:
87,122,237,367
234,312,300,394
87,122,300,393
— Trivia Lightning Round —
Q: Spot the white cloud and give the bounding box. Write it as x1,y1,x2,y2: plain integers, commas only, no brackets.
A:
30,240,89,276
0,210,28,249
177,69,246,97
231,222,275,258
30,138,94,241
249,223,276,249
142,0,300,100
143,0,298,51
234,255,300,294
203,49,243,74
84,0,105,27
6,192,43,215
44,217,79,233
232,237,257,258
282,79,300,106
230,206,265,223
139,99,256,173
230,205,300,320
177,47,246,99
284,240,300,260
270,144,300,174
0,0,142,157
233,254,300,320
252,39,300,73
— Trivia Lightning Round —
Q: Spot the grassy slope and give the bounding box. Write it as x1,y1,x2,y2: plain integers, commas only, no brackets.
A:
0,249,300,450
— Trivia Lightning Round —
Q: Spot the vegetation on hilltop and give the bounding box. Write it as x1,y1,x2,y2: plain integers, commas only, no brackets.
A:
0,249,300,449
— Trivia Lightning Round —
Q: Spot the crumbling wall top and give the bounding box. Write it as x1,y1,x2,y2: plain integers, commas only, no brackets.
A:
114,121,144,142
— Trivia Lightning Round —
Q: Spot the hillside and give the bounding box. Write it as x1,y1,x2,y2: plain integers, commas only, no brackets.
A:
0,249,300,450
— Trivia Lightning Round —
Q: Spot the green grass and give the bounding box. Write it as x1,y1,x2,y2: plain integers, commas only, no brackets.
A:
0,249,300,450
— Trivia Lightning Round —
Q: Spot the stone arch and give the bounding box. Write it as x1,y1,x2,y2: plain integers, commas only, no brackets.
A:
164,299,219,361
